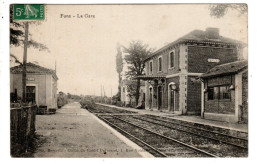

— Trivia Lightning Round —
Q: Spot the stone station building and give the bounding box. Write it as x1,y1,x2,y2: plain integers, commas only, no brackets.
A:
137,27,245,115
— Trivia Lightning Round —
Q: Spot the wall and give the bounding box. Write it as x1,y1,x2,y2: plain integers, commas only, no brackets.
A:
187,76,201,115
146,45,180,76
204,75,235,114
242,72,248,123
45,75,52,108
51,76,58,108
188,45,238,73
11,73,58,109
11,73,47,106
166,77,180,111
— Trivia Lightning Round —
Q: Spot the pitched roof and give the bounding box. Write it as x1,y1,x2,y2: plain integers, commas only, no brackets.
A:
200,60,248,78
10,62,58,80
144,29,245,62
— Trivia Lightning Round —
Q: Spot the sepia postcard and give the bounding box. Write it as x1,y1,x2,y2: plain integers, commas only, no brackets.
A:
8,4,248,158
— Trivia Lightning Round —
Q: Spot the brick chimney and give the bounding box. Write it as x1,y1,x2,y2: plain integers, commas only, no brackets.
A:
205,27,219,39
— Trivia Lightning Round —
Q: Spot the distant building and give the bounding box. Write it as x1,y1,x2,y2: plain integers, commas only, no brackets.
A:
10,62,58,110
137,27,245,115
120,79,145,107
200,60,248,123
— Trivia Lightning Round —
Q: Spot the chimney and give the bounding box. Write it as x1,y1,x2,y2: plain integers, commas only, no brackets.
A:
206,27,219,39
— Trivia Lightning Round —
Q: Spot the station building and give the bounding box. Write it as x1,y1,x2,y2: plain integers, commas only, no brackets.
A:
121,79,145,107
200,60,248,123
10,62,58,110
137,27,245,115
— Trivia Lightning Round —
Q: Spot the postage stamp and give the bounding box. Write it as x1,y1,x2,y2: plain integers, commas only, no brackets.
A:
13,4,45,20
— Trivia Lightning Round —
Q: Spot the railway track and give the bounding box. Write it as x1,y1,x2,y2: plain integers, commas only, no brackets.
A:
114,114,248,157
85,105,248,157
127,115,248,149
87,106,136,114
97,114,217,157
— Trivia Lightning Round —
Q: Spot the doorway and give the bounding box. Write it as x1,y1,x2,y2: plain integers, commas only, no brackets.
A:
149,87,153,109
170,89,175,111
158,86,163,110
26,86,36,103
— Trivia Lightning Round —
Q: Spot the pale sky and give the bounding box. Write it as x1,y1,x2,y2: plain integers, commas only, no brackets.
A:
10,4,248,96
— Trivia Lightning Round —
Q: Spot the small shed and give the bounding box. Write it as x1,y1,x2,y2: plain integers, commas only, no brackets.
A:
10,63,58,112
200,60,248,123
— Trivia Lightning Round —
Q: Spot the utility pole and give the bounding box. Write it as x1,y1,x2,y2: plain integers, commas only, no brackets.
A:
111,88,112,104
101,85,103,103
22,22,29,103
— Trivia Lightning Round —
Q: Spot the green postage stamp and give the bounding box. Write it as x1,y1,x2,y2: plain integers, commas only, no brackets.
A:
13,4,45,20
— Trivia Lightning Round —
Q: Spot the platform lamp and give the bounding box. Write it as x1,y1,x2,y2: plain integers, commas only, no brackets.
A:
170,84,177,91
229,85,235,90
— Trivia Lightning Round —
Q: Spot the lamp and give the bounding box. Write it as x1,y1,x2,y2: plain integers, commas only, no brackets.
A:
229,85,235,90
170,85,177,90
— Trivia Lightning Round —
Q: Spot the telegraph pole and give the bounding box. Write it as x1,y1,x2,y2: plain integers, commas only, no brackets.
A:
101,85,103,103
111,88,112,104
22,22,29,103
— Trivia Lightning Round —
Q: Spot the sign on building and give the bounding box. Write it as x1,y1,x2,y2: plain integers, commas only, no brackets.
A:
208,58,220,63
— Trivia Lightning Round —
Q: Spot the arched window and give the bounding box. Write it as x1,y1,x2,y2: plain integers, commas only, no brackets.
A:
158,57,162,72
149,61,153,75
169,51,174,68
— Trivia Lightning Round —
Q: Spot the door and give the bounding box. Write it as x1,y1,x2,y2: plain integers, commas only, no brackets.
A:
170,89,174,111
26,86,36,103
158,86,163,110
149,88,152,109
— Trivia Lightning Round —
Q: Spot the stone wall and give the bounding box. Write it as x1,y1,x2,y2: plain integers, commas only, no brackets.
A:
188,46,238,73
242,72,248,123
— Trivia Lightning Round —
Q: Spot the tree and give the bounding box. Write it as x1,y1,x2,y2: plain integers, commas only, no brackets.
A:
209,4,248,18
116,43,123,100
123,41,153,106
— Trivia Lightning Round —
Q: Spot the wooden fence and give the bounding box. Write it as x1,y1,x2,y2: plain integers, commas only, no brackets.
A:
10,105,37,156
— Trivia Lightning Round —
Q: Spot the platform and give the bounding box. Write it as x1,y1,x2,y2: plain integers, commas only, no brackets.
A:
33,102,153,157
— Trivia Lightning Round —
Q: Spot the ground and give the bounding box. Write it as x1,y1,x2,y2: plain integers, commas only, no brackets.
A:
32,102,143,157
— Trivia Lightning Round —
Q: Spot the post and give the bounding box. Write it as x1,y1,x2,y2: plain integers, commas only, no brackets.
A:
111,88,112,104
22,22,29,102
201,80,205,118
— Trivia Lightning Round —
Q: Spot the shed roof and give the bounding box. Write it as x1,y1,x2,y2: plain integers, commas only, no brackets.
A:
10,62,58,80
200,60,248,79
144,29,245,62
121,79,145,86
134,75,166,80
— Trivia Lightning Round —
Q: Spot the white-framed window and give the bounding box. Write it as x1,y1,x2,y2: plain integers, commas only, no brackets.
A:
149,60,153,75
158,56,162,72
169,50,175,68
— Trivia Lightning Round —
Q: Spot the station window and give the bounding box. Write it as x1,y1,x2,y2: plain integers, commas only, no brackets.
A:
208,85,231,100
169,51,174,68
149,61,153,75
158,57,162,72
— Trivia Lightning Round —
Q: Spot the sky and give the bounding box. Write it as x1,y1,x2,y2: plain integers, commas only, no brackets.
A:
10,4,248,96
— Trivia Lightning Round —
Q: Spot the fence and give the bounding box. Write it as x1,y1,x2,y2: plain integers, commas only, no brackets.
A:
10,105,37,156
